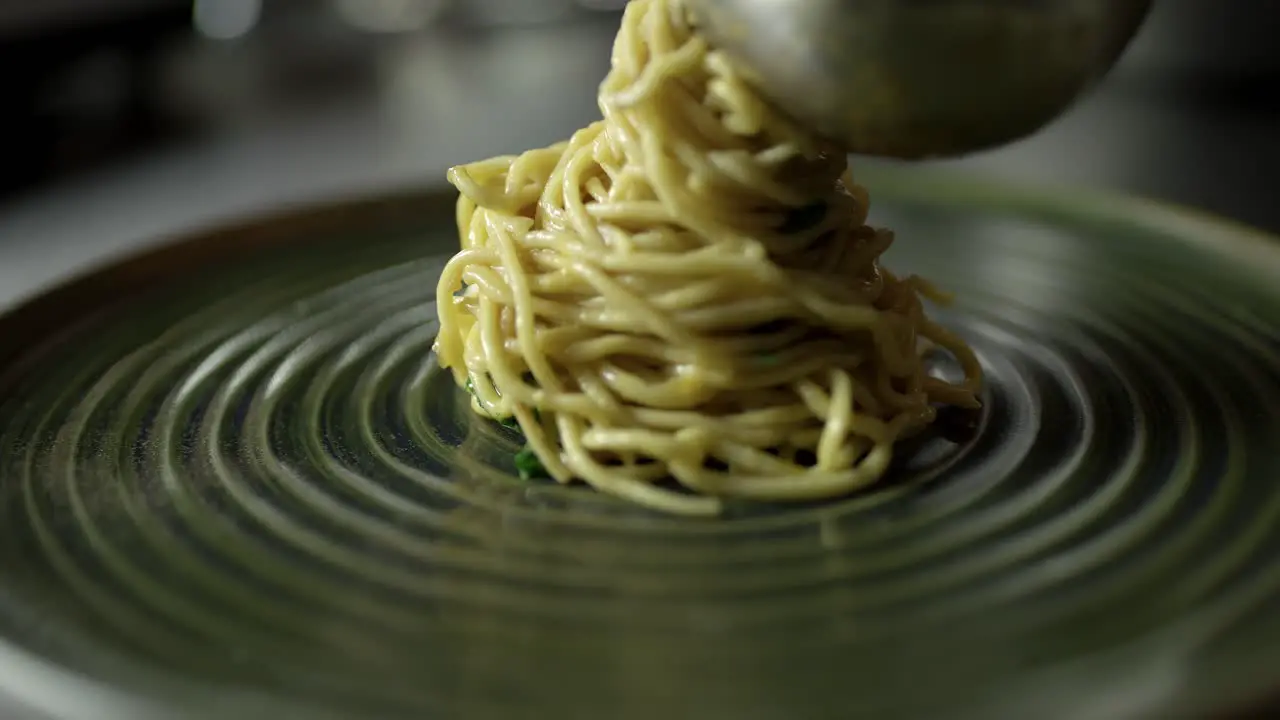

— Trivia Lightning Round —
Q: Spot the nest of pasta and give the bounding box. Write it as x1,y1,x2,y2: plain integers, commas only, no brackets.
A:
433,0,981,516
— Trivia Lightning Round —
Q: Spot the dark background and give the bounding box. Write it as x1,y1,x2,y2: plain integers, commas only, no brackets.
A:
0,0,1276,302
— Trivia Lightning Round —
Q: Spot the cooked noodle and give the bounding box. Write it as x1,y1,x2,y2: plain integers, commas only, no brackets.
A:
433,0,983,516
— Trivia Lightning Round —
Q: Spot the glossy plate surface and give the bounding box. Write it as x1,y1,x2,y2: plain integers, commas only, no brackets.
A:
1,168,1279,720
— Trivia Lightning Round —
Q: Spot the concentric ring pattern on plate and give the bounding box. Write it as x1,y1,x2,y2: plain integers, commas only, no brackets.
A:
1,169,1279,720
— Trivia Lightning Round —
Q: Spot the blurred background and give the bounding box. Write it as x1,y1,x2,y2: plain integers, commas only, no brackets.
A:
0,0,1277,307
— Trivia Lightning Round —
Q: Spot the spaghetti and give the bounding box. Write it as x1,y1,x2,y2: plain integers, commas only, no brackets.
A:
433,0,982,516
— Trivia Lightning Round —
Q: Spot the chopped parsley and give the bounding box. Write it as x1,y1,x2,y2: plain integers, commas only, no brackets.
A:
514,446,548,480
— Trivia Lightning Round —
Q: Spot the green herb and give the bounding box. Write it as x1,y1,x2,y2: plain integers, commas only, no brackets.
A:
757,354,780,366
464,376,475,394
514,446,548,480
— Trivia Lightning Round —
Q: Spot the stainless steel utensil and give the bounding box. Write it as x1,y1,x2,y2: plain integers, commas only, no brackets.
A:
687,0,1152,158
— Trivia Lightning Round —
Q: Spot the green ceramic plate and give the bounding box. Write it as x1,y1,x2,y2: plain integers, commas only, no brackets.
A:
1,167,1279,720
